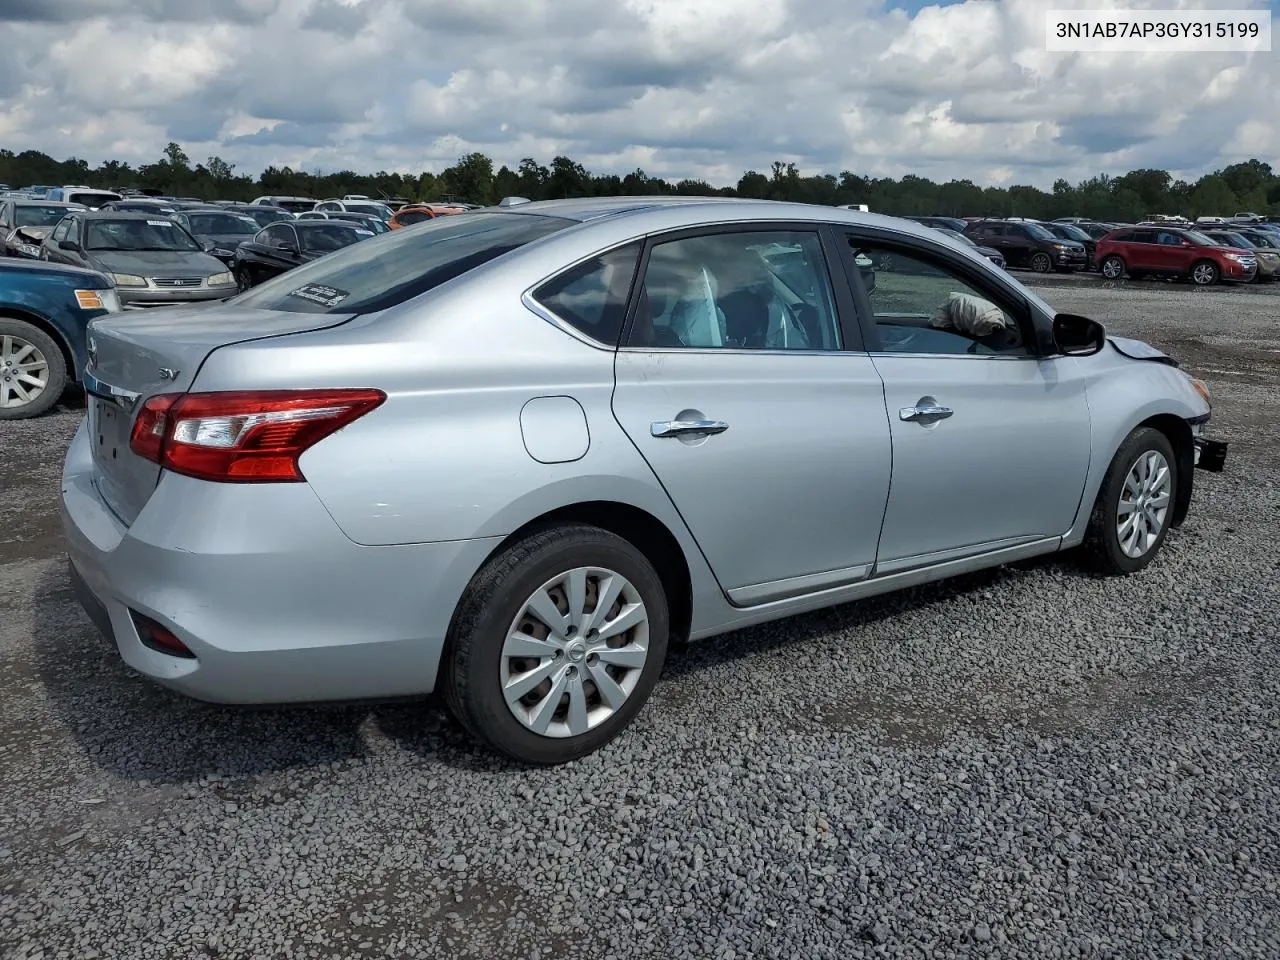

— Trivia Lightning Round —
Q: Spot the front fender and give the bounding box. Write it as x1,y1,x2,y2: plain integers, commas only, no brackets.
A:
1063,355,1208,545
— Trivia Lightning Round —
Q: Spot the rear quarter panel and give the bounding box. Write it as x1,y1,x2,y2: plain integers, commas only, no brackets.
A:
0,271,108,377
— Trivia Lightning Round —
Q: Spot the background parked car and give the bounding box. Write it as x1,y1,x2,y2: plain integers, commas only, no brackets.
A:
41,211,237,306
1,200,86,258
251,195,318,214
297,210,391,234
1095,226,1257,286
905,215,969,232
313,198,394,222
1039,221,1099,269
170,208,262,265
232,218,374,289
217,202,297,229
388,204,469,229
927,227,1007,269
43,186,122,209
963,219,1087,272
1200,229,1280,282
0,257,120,418
100,198,179,216
1072,221,1122,240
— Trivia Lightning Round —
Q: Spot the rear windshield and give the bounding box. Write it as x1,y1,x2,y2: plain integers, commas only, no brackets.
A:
231,212,574,315
274,199,316,213
298,223,371,252
15,205,77,227
243,208,294,227
68,192,120,208
396,210,433,225
185,212,259,235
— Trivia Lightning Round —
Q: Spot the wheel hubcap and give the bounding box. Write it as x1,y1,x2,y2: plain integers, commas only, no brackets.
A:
1117,450,1172,559
500,566,650,739
0,335,49,409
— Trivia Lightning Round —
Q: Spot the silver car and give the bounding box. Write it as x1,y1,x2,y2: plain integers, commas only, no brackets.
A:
62,198,1228,764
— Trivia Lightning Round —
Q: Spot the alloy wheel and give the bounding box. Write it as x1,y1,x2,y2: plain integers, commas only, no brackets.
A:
0,334,49,409
1116,450,1172,559
1192,262,1217,285
1102,257,1124,279
500,566,650,738
1031,253,1052,273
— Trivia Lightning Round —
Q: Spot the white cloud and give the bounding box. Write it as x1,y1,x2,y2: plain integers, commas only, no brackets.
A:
0,0,1274,188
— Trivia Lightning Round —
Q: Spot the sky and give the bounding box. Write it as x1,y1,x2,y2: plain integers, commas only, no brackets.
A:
0,0,1275,190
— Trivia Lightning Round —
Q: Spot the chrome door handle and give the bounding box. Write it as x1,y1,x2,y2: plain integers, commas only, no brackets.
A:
899,403,954,423
651,418,729,438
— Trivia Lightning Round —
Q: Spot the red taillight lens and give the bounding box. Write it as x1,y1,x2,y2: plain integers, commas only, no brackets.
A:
129,389,386,483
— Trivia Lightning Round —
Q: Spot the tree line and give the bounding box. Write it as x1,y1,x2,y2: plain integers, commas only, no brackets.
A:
2,142,1277,221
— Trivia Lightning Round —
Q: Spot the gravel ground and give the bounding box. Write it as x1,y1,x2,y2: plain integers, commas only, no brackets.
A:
2,276,1278,959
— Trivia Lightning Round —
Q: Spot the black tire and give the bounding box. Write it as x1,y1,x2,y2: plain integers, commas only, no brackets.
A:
1081,427,1178,576
234,265,252,292
1100,255,1126,280
1031,252,1052,273
441,524,670,765
0,317,68,421
1190,259,1220,286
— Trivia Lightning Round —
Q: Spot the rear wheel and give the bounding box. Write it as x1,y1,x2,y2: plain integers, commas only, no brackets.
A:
1100,255,1126,280
1082,427,1177,575
1031,252,1052,273
1190,259,1220,286
441,524,670,764
0,319,67,420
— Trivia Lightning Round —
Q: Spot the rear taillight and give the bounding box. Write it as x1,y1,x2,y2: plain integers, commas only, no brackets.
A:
129,389,386,483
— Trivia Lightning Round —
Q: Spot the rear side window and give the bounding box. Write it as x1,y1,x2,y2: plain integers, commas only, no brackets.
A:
232,212,575,314
531,242,641,345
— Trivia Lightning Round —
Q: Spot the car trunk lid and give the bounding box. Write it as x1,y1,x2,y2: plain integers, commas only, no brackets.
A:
84,303,355,525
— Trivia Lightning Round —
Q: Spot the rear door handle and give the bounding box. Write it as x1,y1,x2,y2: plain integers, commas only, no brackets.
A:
651,418,730,438
899,403,954,423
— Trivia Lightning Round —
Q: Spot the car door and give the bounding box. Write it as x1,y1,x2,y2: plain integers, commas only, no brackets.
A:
610,225,894,605
1153,231,1192,273
1124,230,1161,270
834,230,1092,573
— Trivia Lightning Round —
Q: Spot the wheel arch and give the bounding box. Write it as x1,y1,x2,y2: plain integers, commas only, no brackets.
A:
480,500,695,645
0,306,79,382
1135,412,1195,528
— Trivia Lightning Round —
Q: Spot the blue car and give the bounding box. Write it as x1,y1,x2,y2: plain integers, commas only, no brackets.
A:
0,258,121,419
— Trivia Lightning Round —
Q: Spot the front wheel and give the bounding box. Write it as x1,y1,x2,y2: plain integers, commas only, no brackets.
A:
1190,259,1220,286
1031,252,1052,273
0,318,67,420
1100,255,1126,280
441,524,670,764
1082,427,1177,575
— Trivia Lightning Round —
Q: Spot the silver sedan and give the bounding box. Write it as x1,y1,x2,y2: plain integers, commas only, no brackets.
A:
61,198,1227,764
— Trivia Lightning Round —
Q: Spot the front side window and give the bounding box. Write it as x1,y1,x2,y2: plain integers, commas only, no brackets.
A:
628,230,842,351
845,241,1029,357
232,211,574,315
85,218,200,251
532,242,641,345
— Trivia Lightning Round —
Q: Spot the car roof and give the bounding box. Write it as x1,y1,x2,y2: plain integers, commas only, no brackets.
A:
79,210,187,221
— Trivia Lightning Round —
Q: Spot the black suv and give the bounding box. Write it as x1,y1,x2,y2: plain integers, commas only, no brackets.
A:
1038,221,1099,269
962,219,1087,273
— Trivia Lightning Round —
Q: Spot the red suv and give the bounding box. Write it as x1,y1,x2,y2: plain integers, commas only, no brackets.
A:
1096,226,1257,286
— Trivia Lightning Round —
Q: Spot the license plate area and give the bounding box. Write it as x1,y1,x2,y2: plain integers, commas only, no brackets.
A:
90,397,131,469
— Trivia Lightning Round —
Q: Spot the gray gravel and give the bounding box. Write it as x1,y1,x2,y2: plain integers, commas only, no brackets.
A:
2,277,1279,959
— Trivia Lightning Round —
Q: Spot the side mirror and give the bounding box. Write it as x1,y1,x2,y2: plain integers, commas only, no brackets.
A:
199,238,215,252
1053,313,1106,357
58,238,81,252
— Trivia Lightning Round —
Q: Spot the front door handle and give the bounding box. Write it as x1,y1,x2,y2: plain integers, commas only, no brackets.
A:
899,402,954,423
651,418,730,438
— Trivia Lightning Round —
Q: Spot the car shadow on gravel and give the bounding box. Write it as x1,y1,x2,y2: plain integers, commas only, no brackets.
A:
29,564,404,785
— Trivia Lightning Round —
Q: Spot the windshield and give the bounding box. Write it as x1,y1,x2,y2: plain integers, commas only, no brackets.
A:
232,211,574,315
68,192,120,208
1023,223,1055,240
937,228,977,247
1056,224,1091,242
1214,232,1253,248
1183,230,1218,246
299,223,372,253
1244,233,1277,249
395,210,433,226
344,201,393,219
15,205,77,227
241,208,293,227
85,218,202,252
185,213,259,236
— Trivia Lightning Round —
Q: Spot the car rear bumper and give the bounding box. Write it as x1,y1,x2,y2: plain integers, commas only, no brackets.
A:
60,418,501,705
